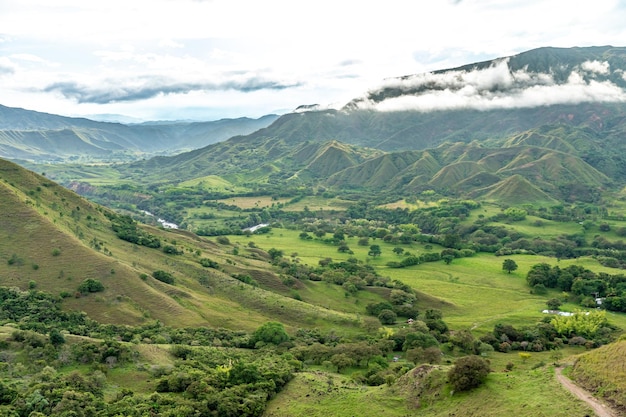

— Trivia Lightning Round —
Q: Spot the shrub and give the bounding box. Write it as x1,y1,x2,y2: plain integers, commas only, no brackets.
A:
251,322,289,347
78,279,105,293
199,258,219,268
378,309,397,325
162,245,183,255
216,236,230,245
152,270,175,285
448,355,491,392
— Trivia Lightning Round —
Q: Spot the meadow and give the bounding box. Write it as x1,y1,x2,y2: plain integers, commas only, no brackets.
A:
229,227,626,333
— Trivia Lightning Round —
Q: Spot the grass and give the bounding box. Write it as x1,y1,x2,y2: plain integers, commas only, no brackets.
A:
265,351,596,417
567,339,626,411
378,199,438,210
230,228,626,334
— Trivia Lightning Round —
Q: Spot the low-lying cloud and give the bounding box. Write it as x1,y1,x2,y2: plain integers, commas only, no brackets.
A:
43,76,301,104
354,59,626,112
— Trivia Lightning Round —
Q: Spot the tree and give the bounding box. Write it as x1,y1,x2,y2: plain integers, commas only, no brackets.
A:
392,247,404,256
377,309,397,325
78,278,105,293
49,329,65,346
546,298,562,310
447,355,491,392
330,353,354,373
267,248,283,260
251,321,289,347
368,244,382,257
502,259,518,274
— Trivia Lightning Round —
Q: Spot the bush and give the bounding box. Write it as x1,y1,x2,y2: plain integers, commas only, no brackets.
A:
251,322,289,347
152,270,175,284
378,309,397,325
162,245,183,255
448,355,491,392
199,258,219,268
78,279,105,294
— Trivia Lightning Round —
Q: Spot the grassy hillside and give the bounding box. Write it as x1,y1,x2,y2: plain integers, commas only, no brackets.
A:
568,338,626,413
0,158,370,333
264,350,597,417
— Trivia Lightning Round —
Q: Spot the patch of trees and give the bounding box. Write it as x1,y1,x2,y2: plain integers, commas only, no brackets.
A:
525,263,626,311
479,314,617,353
153,346,296,417
1,326,295,417
107,212,161,248
272,254,411,298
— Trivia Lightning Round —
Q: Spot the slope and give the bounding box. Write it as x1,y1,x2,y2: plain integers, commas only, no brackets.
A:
568,339,626,414
0,158,363,332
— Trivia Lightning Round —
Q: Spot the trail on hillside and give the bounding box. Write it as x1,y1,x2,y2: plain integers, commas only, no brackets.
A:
555,366,617,417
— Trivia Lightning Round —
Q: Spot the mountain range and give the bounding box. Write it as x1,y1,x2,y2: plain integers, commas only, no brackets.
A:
0,104,278,162
3,46,626,204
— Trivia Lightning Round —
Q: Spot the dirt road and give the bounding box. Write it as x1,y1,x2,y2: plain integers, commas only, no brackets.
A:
555,366,617,417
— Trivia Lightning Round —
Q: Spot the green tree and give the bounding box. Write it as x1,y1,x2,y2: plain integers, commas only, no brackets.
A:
268,248,283,260
368,244,382,257
377,309,397,325
330,353,354,373
502,259,518,274
49,329,65,346
392,247,404,255
78,278,105,293
448,355,491,392
546,298,562,310
251,321,289,346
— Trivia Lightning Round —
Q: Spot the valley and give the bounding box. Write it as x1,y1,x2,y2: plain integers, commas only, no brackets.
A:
1,46,626,416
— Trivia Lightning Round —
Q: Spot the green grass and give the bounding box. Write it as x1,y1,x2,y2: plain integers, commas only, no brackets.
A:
568,339,626,410
231,228,626,334
265,354,596,417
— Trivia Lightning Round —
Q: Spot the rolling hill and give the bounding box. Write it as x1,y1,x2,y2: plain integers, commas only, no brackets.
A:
0,157,364,332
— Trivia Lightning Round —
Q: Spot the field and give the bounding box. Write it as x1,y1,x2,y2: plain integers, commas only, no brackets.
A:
229,227,626,333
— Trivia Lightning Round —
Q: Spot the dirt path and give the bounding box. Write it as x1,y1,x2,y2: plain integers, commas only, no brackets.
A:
555,366,617,417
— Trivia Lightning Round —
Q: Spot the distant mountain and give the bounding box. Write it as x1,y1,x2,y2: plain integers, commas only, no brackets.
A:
103,46,626,204
0,104,279,162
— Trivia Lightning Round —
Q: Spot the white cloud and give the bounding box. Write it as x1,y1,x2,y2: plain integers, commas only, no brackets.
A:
581,60,610,74
358,62,626,113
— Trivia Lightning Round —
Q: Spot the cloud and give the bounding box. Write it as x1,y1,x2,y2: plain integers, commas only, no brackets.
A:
353,59,626,112
42,76,302,103
0,57,15,75
581,60,610,74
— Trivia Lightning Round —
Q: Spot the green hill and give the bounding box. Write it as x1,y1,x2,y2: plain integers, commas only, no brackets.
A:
569,339,626,413
471,174,559,205
0,158,367,332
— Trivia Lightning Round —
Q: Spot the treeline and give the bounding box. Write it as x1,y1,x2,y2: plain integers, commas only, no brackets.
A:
106,212,161,248
526,263,626,312
480,310,616,353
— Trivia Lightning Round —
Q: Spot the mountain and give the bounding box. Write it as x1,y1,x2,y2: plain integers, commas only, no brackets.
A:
0,104,279,162
111,46,626,197
347,46,626,110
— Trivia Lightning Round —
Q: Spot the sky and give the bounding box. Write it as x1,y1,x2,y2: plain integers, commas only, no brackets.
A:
1,0,625,122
